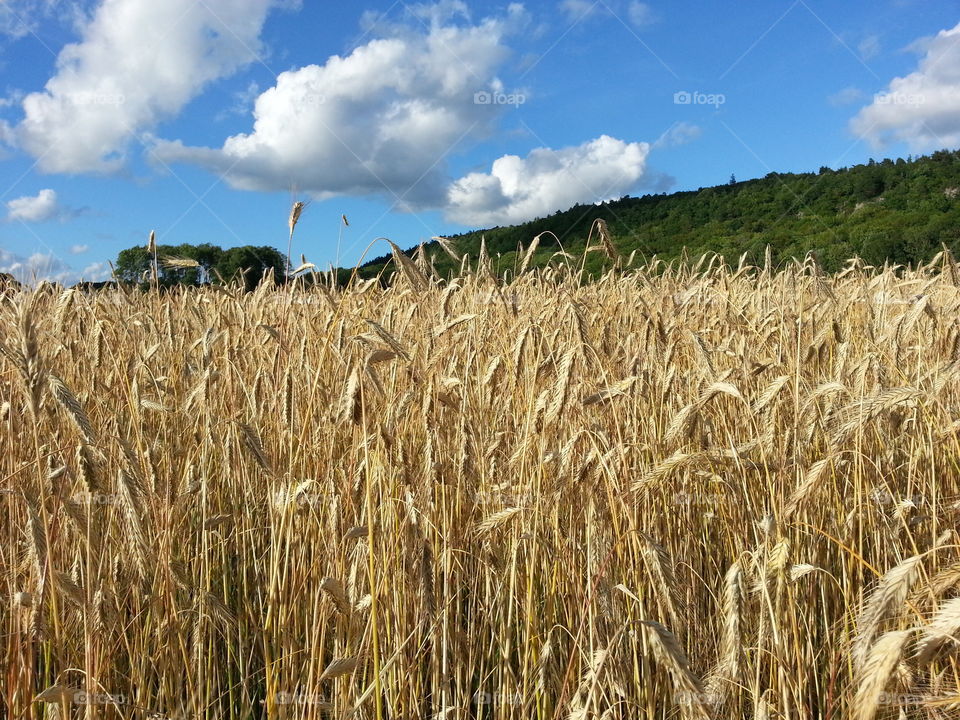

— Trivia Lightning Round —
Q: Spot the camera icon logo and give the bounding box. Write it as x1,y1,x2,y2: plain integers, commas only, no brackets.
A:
474,91,492,105
674,90,692,105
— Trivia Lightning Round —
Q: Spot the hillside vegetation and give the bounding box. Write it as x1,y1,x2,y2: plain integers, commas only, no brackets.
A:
3,256,960,719
357,149,960,280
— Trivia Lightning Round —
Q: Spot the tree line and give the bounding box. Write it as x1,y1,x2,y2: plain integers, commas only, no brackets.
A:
113,243,286,291
99,148,960,290
356,148,960,279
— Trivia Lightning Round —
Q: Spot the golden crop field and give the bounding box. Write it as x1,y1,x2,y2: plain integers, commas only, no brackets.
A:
2,252,960,720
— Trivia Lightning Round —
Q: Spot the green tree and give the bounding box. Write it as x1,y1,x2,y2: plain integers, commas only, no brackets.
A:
114,243,284,290
115,243,225,288
114,245,152,285
181,243,223,284
215,246,286,292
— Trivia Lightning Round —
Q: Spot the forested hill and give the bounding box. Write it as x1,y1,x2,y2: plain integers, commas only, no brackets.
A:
357,149,960,278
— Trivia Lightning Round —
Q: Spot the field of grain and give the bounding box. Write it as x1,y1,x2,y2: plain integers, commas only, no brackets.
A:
2,253,960,720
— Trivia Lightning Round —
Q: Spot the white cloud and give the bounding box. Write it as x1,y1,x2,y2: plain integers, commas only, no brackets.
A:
0,249,68,284
7,188,61,222
0,90,25,108
654,121,702,148
15,0,280,173
2,0,97,38
70,244,89,254
153,4,530,207
0,119,15,158
559,0,599,23
858,34,881,61
357,1,471,36
559,1,657,28
0,0,62,39
215,80,261,122
627,2,657,28
0,248,111,285
446,134,650,226
852,22,960,149
829,86,866,107
77,261,111,281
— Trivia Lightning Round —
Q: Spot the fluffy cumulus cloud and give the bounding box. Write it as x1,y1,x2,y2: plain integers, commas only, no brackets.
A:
15,0,279,173
153,4,530,208
16,0,657,227
6,188,61,222
852,22,960,149
446,135,650,226
0,248,109,285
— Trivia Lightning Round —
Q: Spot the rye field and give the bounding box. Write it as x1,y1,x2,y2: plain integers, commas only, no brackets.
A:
2,253,960,720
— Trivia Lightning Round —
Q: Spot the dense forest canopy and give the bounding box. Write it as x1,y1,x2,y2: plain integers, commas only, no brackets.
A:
355,149,960,279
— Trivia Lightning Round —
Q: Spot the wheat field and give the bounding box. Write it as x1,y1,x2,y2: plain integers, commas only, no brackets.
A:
2,251,960,720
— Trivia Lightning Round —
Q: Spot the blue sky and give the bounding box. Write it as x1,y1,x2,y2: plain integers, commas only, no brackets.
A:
0,0,958,283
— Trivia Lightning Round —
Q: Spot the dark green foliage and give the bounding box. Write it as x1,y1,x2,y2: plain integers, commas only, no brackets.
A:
216,245,286,292
357,149,960,279
114,243,285,290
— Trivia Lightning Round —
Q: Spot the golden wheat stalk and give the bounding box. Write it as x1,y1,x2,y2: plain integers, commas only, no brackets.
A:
853,629,913,720
853,555,923,671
